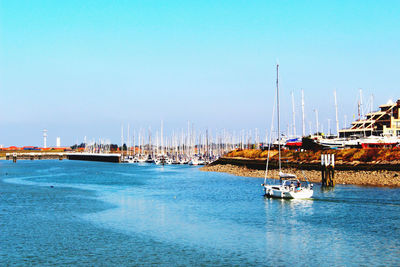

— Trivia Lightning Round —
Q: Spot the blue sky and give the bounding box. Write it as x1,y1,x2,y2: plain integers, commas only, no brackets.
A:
1,0,399,146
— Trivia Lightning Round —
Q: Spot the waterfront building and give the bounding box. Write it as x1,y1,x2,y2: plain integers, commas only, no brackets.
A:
339,99,400,138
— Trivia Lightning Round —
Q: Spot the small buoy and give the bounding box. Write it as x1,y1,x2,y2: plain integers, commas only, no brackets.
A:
50,185,54,188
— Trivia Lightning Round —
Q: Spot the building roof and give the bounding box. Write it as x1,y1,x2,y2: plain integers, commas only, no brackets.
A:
379,99,397,108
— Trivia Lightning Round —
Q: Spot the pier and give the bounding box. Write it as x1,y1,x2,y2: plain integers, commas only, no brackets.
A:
4,152,121,163
67,153,121,163
5,152,67,161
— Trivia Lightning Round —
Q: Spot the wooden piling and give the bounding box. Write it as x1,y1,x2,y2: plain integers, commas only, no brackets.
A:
321,154,325,184
321,154,335,187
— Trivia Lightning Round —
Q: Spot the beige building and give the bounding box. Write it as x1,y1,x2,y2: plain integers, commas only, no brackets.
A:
339,99,400,138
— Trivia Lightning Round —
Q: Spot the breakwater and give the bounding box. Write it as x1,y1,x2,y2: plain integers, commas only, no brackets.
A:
3,152,121,163
66,153,121,163
5,152,67,161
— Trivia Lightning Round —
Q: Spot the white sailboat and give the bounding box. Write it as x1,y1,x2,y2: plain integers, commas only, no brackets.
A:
262,64,313,199
188,157,199,166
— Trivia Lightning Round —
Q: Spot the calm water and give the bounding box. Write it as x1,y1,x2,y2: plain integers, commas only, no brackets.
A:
0,160,399,266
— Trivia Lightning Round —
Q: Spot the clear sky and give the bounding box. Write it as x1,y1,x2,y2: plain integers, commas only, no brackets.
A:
1,0,399,146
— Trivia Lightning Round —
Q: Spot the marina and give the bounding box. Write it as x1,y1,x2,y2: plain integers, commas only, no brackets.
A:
2,1,400,266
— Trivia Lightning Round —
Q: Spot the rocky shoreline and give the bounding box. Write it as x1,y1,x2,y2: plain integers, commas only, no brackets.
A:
200,164,400,187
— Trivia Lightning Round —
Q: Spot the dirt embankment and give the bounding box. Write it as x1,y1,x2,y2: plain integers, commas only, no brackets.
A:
200,158,400,187
225,148,400,166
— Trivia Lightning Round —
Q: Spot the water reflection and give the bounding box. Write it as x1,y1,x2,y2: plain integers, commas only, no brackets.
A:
320,186,335,193
263,196,314,210
262,196,316,265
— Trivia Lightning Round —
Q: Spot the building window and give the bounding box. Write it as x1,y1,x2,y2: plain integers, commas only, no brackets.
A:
396,122,400,128
397,130,400,136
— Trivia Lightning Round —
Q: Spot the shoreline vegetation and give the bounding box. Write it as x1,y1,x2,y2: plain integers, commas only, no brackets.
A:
200,148,400,187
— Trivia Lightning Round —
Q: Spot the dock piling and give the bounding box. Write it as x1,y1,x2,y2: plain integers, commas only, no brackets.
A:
321,154,335,187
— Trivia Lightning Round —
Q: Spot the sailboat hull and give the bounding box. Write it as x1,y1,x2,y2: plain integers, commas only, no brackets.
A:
264,185,313,199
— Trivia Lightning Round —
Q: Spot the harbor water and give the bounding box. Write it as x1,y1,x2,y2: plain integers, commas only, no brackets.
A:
1,160,399,266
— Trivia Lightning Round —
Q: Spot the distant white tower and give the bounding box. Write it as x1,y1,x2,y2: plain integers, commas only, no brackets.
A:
43,129,48,148
56,137,61,148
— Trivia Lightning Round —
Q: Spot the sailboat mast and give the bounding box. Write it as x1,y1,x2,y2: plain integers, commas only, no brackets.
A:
139,130,141,155
359,89,363,119
370,94,374,113
161,120,164,155
301,89,305,137
370,94,374,135
276,64,281,173
121,124,124,156
291,91,296,137
133,129,136,156
148,127,152,157
334,90,339,136
314,109,319,135
127,124,130,156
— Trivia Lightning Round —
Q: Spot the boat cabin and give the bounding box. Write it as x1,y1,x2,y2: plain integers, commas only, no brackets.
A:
281,179,302,188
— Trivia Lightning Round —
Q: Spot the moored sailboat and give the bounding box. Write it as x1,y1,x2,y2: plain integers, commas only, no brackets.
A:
262,64,313,199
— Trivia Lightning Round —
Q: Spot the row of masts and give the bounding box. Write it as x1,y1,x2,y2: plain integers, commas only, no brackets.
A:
119,122,250,162
81,127,287,155
81,89,376,158
283,88,374,138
